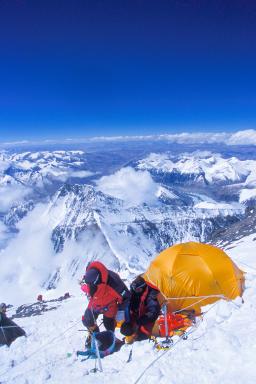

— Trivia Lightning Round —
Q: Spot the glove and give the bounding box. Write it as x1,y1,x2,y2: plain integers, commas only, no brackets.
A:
120,321,135,336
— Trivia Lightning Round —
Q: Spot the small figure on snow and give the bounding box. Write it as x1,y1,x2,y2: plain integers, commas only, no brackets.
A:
0,303,26,346
0,302,7,319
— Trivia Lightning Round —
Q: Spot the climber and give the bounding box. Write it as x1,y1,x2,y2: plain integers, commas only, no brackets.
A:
120,275,161,342
80,261,130,343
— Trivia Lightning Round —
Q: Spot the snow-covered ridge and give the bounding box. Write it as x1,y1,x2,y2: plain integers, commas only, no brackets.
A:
137,152,256,187
0,150,92,189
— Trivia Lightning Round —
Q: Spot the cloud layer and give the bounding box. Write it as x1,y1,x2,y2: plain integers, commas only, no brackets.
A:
0,184,32,212
97,167,158,206
2,129,256,147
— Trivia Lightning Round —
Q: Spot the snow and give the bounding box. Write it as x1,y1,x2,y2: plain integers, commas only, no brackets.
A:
0,144,256,383
138,152,256,185
155,186,178,199
194,201,240,210
97,167,158,207
239,188,256,203
1,234,256,384
0,184,32,212
0,150,90,190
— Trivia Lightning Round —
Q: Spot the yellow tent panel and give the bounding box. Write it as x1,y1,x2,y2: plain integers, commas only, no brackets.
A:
143,242,244,314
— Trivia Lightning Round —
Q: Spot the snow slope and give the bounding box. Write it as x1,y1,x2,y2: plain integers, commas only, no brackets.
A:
137,152,256,185
0,234,255,384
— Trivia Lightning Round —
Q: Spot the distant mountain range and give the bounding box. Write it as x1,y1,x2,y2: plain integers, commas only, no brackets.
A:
0,145,255,297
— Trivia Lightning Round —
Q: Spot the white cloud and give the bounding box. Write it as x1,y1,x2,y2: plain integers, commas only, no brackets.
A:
0,221,8,245
1,129,256,147
239,188,256,203
0,184,32,212
66,170,94,179
0,159,11,173
0,204,55,303
44,169,94,182
227,129,256,145
97,167,158,206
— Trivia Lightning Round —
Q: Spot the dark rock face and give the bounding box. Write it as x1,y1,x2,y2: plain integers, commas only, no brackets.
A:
4,201,34,227
48,183,243,277
211,206,256,247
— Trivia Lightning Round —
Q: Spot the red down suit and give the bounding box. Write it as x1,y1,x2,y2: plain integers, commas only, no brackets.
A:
81,261,130,318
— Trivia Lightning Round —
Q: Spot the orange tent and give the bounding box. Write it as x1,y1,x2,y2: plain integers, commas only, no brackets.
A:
143,242,244,314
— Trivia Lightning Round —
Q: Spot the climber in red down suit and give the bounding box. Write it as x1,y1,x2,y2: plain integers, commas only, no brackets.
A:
80,261,130,334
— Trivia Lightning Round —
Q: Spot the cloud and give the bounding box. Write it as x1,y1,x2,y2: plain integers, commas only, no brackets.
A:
59,169,94,180
0,221,9,247
0,159,11,173
1,129,256,147
0,184,32,212
69,170,94,178
96,167,158,206
0,204,55,303
0,201,120,304
227,129,256,145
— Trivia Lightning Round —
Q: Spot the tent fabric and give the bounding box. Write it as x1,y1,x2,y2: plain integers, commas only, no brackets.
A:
143,242,244,314
0,314,26,347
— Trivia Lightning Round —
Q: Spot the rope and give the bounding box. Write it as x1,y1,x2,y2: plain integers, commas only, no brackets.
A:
172,296,226,314
133,291,240,384
173,297,210,313
0,326,8,345
0,354,71,384
165,294,225,301
162,294,226,314
133,318,202,384
0,325,24,329
0,317,81,380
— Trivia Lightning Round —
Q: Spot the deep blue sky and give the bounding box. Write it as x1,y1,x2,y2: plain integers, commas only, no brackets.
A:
0,0,256,140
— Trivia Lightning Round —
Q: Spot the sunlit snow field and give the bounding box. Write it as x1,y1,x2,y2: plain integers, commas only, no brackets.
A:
0,234,256,384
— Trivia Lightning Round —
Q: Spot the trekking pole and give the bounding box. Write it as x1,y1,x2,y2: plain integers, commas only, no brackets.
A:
127,344,134,363
94,334,103,372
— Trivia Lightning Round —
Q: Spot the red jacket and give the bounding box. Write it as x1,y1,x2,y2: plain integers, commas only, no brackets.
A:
81,261,125,318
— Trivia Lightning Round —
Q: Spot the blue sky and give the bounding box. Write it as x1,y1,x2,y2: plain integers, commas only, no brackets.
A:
0,0,256,140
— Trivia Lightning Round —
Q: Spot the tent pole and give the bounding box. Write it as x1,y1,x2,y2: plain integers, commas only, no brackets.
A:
163,304,169,342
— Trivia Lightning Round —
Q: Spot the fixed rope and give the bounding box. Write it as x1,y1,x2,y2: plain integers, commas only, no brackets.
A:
133,317,202,384
0,317,81,380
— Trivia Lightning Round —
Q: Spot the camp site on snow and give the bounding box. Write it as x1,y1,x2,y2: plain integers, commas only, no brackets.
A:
0,241,246,382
